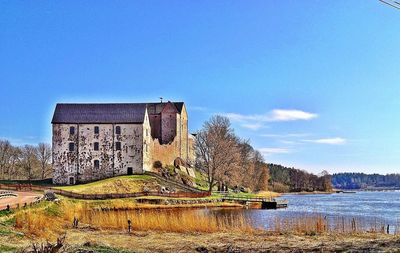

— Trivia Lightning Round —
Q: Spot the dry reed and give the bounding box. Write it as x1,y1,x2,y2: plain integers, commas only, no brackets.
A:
271,214,395,235
14,201,253,239
13,200,398,239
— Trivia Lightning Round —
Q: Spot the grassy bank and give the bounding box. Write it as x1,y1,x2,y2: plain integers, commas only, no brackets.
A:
53,175,159,194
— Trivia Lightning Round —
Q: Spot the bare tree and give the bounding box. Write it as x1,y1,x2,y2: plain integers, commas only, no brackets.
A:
237,140,256,189
20,145,38,181
195,115,241,192
7,146,21,180
36,143,52,179
252,150,269,191
0,140,12,179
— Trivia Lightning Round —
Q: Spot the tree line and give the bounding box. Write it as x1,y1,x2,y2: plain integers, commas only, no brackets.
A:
332,172,400,189
194,115,332,193
268,163,332,192
0,140,52,181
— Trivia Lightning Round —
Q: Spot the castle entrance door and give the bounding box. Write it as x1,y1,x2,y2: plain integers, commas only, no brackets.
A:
127,167,133,175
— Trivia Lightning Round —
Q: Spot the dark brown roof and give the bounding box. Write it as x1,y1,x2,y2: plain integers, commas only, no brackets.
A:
51,102,185,124
146,102,184,115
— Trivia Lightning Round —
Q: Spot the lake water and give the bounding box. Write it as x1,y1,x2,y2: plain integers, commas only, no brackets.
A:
205,191,400,233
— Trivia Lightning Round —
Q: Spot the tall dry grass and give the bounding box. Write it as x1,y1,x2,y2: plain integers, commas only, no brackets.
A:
14,200,398,239
272,214,396,235
14,201,253,238
79,209,253,233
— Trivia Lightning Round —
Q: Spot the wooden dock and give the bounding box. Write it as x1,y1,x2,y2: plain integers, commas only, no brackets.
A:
221,195,288,209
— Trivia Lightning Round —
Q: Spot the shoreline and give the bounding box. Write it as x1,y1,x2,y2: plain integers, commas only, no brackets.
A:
282,191,334,195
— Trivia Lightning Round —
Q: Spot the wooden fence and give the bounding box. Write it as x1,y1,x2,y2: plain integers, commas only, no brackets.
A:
0,184,211,200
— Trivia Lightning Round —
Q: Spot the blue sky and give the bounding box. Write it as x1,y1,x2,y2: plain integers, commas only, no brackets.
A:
1,1,399,174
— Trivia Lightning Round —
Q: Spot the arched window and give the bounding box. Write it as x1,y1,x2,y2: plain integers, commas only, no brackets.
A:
94,142,99,151
94,126,99,134
69,126,75,135
115,126,121,135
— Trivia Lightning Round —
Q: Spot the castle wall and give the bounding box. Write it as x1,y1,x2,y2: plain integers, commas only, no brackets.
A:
180,105,189,162
52,102,192,184
160,102,177,144
142,110,152,171
150,137,180,167
52,123,78,185
53,122,145,185
77,123,114,182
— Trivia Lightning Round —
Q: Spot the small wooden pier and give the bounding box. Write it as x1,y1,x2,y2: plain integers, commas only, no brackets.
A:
221,195,288,209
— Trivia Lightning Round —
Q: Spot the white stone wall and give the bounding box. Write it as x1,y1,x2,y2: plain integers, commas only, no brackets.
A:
53,122,146,185
142,109,152,171
52,124,79,185
180,105,189,162
77,124,114,182
114,123,144,175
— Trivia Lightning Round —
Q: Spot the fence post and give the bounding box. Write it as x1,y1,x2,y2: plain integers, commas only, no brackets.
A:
128,219,132,233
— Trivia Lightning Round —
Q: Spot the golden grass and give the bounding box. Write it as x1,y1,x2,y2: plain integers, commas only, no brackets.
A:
13,200,251,239
13,200,397,240
255,191,281,199
79,209,254,233
272,214,396,235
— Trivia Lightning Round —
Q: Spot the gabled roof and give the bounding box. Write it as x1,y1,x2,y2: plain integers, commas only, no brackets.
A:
51,102,185,124
51,103,147,124
146,102,184,115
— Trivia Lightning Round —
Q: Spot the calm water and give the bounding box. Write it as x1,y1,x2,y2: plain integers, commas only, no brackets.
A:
205,191,400,233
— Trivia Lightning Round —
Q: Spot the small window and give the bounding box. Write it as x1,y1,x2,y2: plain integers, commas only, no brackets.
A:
94,160,100,169
94,126,99,134
115,142,121,151
146,129,149,137
69,142,75,152
115,126,121,135
94,142,99,151
70,126,75,135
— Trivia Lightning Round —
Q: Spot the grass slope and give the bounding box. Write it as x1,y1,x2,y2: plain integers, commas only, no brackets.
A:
54,175,160,194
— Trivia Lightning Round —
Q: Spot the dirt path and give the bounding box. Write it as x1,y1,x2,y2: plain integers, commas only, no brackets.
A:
0,191,42,210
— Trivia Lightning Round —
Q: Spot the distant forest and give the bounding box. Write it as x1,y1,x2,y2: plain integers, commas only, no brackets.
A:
332,173,400,189
267,163,332,193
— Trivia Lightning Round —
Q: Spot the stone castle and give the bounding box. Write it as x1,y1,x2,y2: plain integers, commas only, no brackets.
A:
51,101,194,185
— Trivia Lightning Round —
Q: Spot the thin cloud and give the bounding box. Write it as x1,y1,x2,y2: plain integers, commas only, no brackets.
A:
240,123,265,130
279,140,299,145
269,109,318,122
258,147,291,155
224,109,318,123
304,137,347,145
261,133,311,138
189,106,207,112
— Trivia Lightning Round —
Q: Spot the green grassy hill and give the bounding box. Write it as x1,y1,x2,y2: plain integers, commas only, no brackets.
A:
54,175,163,194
